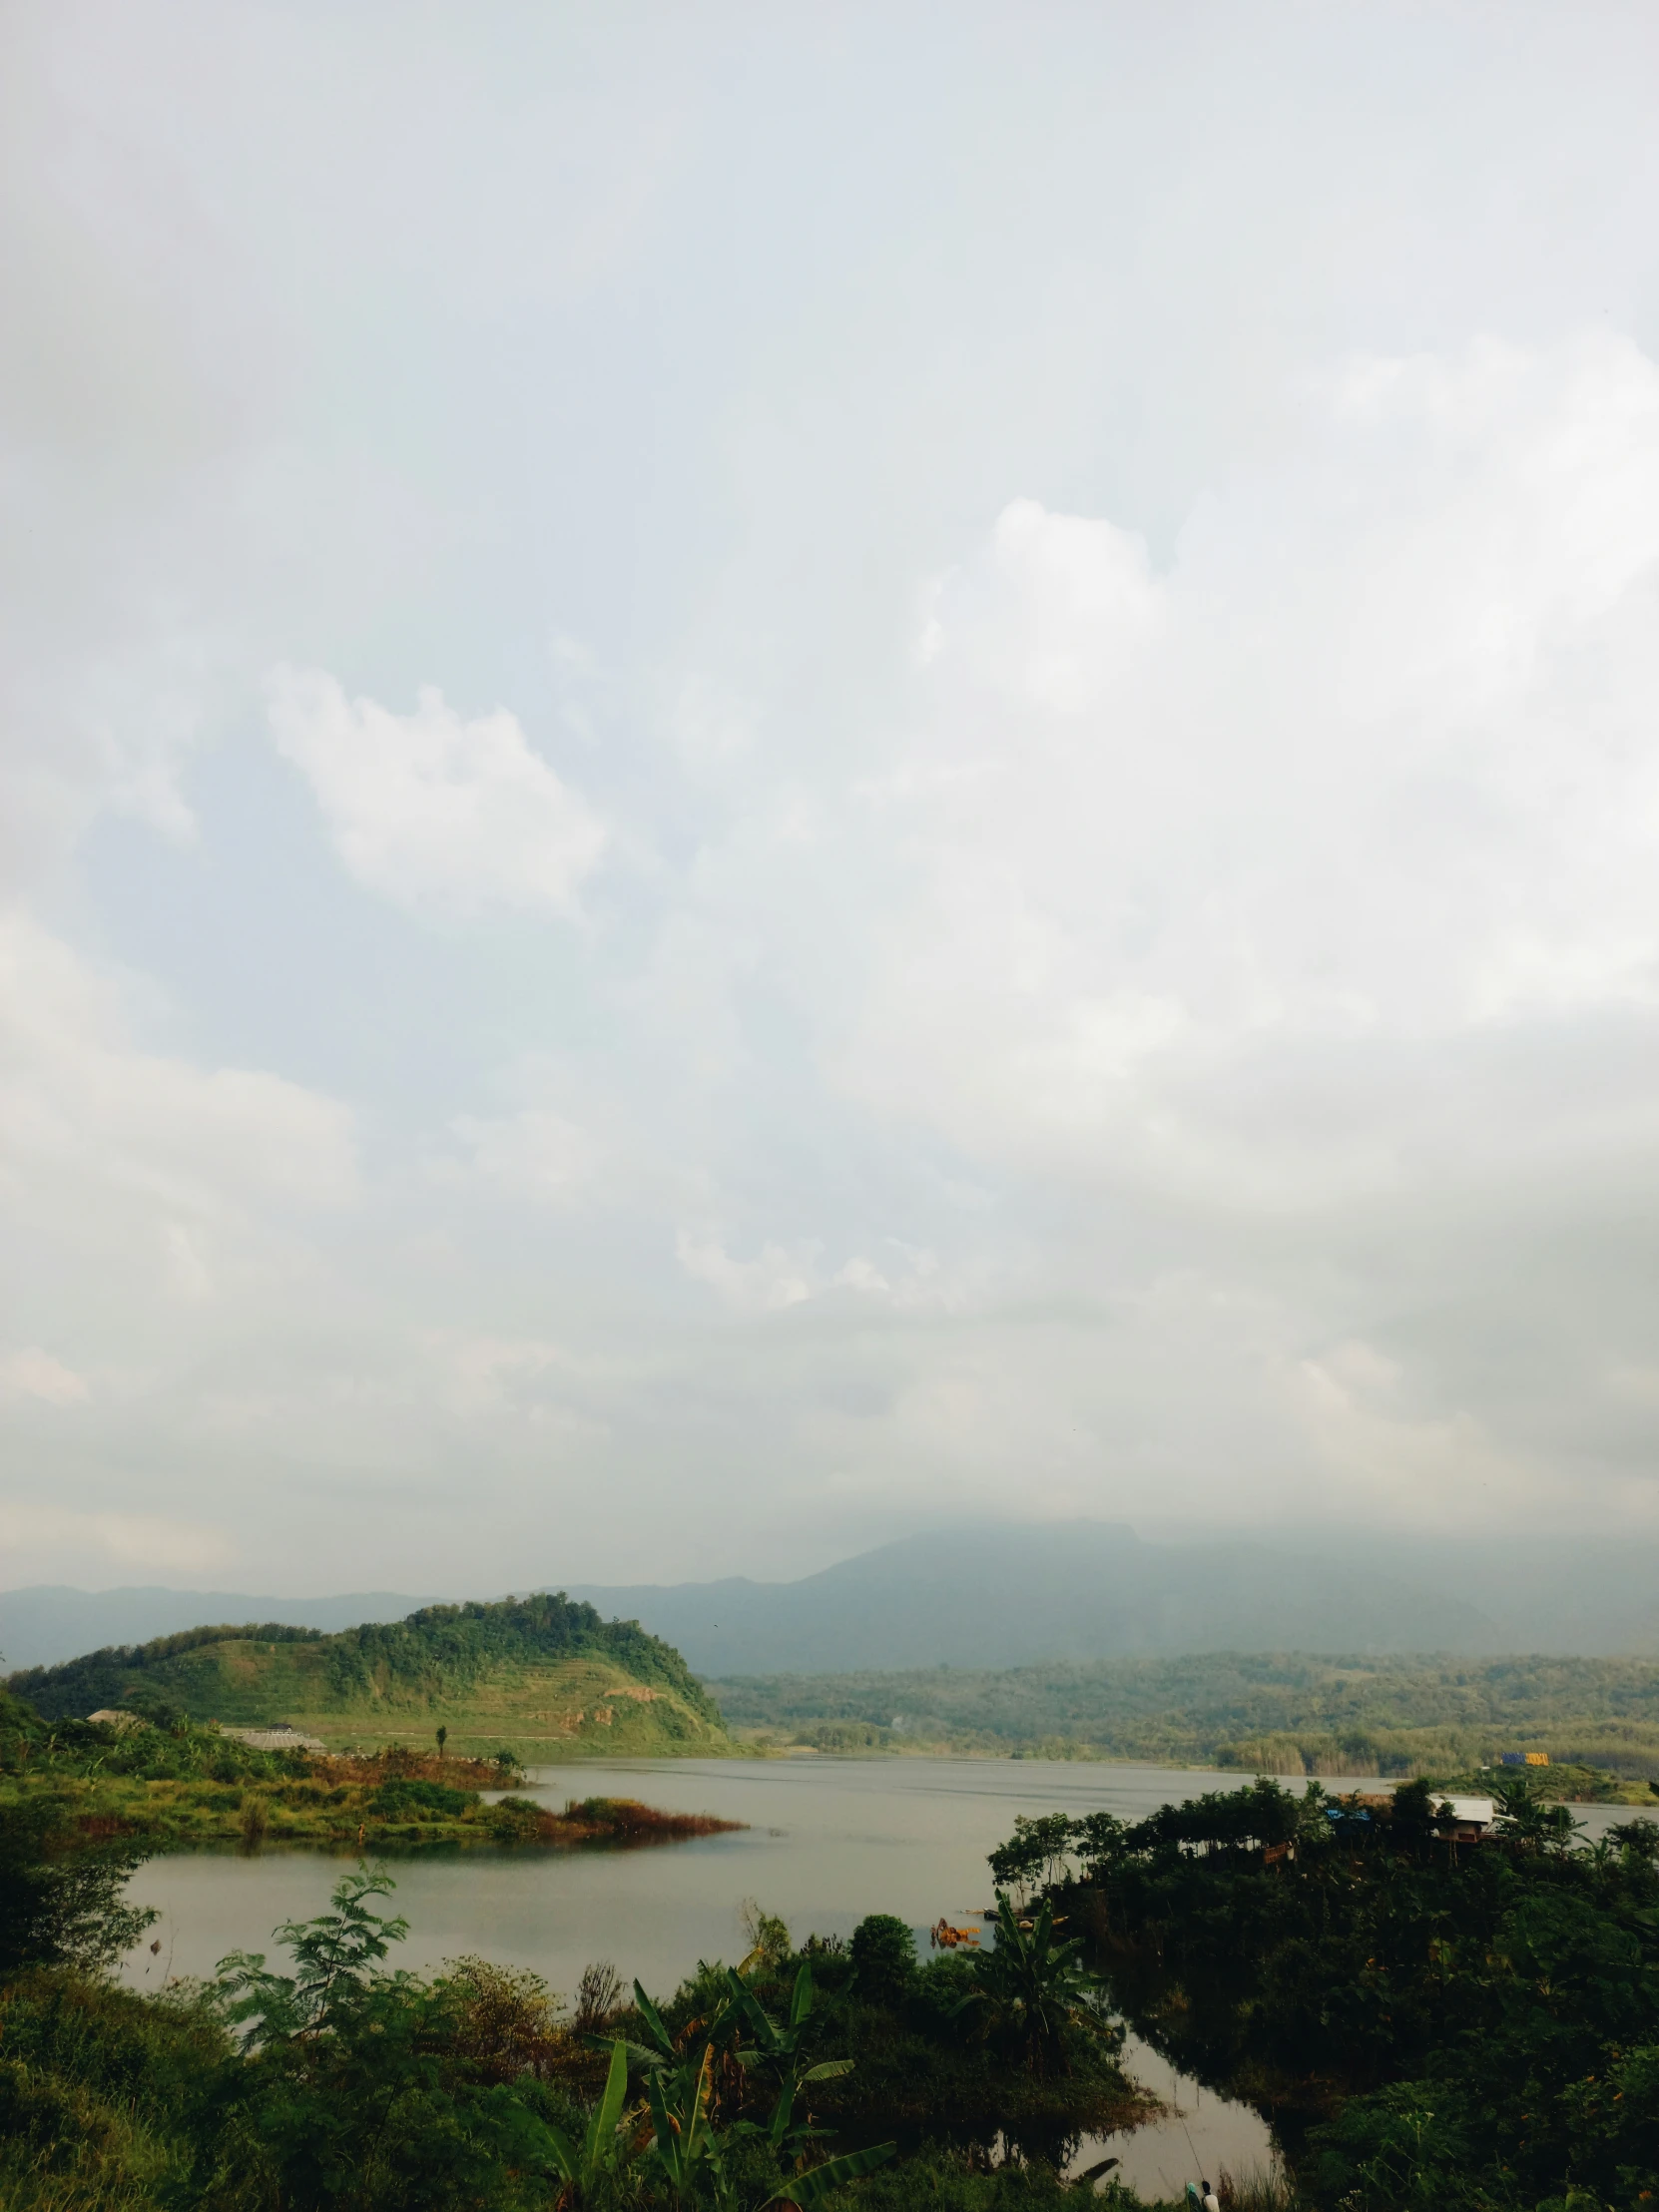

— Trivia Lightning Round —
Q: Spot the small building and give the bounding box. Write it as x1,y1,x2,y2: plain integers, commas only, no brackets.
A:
1436,1795,1495,1840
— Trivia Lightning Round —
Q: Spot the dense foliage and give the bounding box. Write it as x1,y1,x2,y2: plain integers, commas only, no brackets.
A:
996,1774,1659,2210
7,1592,723,1733
0,1795,1144,2211
714,1653,1659,1778
0,1687,750,1855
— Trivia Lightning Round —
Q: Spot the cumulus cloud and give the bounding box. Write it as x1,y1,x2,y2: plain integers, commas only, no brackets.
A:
845,334,1659,1171
268,669,606,915
16,6,1659,1590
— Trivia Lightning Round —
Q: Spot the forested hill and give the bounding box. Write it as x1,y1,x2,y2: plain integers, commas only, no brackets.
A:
5,1593,729,1758
716,1650,1659,1778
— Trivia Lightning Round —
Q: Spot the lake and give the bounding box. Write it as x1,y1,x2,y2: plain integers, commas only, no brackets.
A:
120,1756,1633,2195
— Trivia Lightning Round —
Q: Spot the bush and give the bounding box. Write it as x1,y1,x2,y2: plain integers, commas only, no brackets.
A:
367,1778,475,1821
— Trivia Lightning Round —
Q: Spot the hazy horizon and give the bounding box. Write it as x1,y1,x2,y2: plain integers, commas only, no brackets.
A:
7,5,1659,1594
7,1516,1659,1605
8,1516,1659,1675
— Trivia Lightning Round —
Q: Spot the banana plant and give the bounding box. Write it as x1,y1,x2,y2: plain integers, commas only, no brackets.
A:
611,1974,742,2075
543,2037,639,2206
614,1967,895,2211
957,1891,1109,2073
725,1960,816,2067
757,2140,897,2209
644,2041,722,2208
724,1963,852,2156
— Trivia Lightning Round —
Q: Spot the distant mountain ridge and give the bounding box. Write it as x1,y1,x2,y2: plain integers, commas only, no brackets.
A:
0,1586,436,1672
566,1523,1490,1673
565,1526,1659,1671
8,1522,1659,1680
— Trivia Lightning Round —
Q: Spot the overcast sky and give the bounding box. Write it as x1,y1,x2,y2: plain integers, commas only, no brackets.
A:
6,2,1659,1595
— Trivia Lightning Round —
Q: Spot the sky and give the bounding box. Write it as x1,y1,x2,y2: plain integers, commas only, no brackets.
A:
6,2,1659,1595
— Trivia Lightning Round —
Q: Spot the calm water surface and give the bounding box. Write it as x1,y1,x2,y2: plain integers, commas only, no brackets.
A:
125,1758,1626,2194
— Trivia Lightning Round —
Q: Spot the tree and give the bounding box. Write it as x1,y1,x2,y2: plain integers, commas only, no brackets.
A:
987,1813,1075,1899
0,1800,156,1976
849,1916,914,2003
215,1868,411,2041
726,1960,852,2159
204,1872,551,2212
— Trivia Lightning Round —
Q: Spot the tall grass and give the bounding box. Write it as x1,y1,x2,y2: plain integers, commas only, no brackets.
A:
1216,2160,1300,2212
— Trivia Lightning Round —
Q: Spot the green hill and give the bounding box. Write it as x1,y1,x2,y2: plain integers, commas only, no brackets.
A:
715,1651,1659,1778
5,1592,733,1760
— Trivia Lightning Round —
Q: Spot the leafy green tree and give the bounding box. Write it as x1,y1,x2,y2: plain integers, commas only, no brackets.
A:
726,1960,852,2158
216,1868,411,2040
849,1916,914,2003
1070,1810,1127,1877
988,1814,1075,1897
203,1871,556,2211
0,1800,156,1976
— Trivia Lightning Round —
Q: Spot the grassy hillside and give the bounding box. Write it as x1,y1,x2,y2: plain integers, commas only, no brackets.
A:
714,1650,1659,1778
5,1593,733,1759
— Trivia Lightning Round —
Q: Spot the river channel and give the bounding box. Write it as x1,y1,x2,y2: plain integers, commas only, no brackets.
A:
119,1756,1628,2196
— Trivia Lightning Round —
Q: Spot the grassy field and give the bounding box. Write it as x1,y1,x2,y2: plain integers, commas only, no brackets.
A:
85,1642,734,1762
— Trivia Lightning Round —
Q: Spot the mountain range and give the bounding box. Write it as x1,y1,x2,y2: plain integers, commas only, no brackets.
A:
6,1523,1659,1677
562,1523,1485,1675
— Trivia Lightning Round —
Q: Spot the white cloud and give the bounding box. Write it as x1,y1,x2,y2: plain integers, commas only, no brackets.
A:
0,908,358,1560
841,333,1659,1175
675,1230,816,1313
0,1347,89,1405
0,912,357,1227
267,668,606,915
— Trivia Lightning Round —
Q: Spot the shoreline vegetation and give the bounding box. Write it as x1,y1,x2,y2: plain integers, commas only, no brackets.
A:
0,1692,745,1854
753,1732,1658,1804
991,1770,1659,2210
3,1799,1155,2212
12,1593,1658,1797
6,1686,1659,2210
714,1650,1659,1792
